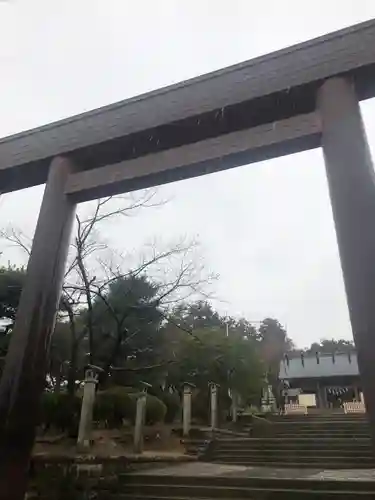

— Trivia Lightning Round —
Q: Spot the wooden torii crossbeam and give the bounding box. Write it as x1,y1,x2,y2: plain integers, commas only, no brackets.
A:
1,19,375,499
1,19,375,199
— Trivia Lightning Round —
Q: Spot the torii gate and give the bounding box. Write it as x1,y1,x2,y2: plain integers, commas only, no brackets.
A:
1,19,375,499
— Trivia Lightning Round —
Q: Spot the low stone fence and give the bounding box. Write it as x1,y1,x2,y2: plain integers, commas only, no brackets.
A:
27,454,195,499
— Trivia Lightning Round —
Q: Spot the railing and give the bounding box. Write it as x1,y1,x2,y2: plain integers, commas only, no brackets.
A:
284,404,308,415
343,402,366,413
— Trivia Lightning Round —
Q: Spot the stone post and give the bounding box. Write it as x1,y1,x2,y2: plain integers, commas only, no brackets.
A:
231,391,238,423
77,368,100,450
134,382,151,454
182,383,194,437
319,386,328,409
316,381,321,409
354,386,360,402
209,383,219,430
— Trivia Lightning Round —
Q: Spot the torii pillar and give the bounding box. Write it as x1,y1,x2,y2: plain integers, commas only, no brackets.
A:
0,157,76,500
318,77,375,450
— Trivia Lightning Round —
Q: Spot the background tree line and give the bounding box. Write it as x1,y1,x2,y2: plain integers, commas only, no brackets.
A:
1,191,352,427
0,263,289,408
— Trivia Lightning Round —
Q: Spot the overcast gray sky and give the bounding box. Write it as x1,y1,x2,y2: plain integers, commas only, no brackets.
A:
1,0,375,347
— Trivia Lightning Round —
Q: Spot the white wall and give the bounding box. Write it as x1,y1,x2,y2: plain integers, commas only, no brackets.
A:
298,393,316,407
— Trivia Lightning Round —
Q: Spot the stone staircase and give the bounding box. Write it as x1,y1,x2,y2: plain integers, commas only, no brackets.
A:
205,437,374,468
181,428,248,457
117,469,375,499
114,414,375,499
203,413,375,469
253,413,370,438
181,438,210,456
249,414,371,439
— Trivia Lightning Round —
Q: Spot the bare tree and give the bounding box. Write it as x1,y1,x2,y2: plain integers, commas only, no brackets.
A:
0,190,216,392
64,238,215,383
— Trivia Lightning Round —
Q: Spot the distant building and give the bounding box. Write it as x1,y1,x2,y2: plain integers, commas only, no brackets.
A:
0,318,12,335
279,351,362,409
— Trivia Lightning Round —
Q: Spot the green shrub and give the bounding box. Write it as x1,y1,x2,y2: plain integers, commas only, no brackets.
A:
43,385,168,432
94,386,136,427
191,389,209,422
94,391,118,426
191,388,231,424
40,392,81,435
144,394,167,425
155,391,181,423
94,386,166,426
127,392,166,425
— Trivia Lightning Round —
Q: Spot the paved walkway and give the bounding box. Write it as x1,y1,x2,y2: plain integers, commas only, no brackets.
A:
134,462,375,481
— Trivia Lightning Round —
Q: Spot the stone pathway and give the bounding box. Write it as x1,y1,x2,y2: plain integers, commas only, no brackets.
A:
135,461,375,481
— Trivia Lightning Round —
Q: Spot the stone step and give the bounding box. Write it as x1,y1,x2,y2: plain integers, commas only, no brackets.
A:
246,431,370,435
124,475,375,491
248,425,369,430
260,422,370,426
241,421,367,426
214,437,372,444
252,420,369,424
214,444,372,452
181,438,210,455
268,416,367,420
253,435,371,441
215,435,371,439
208,455,375,469
253,432,371,441
118,476,375,499
252,424,369,428
214,443,372,450
268,414,366,418
210,451,375,460
213,437,371,444
251,426,369,432
252,431,370,435
251,429,371,433
115,494,375,499
210,459,374,469
254,422,370,429
256,422,367,427
267,421,368,425
259,429,371,434
118,489,375,499
263,428,371,432
213,449,374,457
273,414,366,417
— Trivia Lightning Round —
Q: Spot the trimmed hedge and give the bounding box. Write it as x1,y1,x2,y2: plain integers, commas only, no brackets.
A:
40,392,81,436
129,393,167,425
191,389,209,422
94,387,136,427
154,391,180,423
40,387,167,432
95,387,166,427
145,394,167,425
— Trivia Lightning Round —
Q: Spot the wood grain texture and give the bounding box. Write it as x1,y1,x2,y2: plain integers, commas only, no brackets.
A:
66,113,321,202
0,19,375,193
